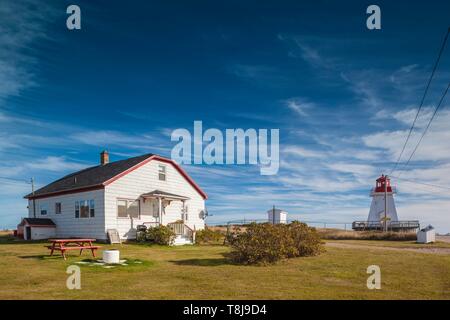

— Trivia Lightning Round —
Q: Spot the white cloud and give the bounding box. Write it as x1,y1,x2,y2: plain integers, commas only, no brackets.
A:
25,156,89,172
227,64,286,85
0,1,57,105
279,35,335,70
363,107,450,162
283,145,326,159
326,163,376,178
284,98,315,117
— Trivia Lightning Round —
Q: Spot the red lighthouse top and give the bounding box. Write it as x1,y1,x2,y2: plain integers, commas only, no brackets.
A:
374,174,393,193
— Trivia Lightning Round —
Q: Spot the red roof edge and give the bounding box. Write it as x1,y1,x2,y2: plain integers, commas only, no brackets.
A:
103,155,208,200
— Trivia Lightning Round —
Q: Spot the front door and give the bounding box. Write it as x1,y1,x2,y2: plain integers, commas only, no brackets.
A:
25,227,31,240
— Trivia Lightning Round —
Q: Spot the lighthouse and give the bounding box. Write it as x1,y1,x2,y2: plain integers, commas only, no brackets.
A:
367,175,399,228
353,175,420,232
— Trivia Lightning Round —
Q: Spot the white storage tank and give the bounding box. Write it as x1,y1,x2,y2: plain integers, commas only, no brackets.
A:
417,225,435,244
103,250,120,264
267,207,287,224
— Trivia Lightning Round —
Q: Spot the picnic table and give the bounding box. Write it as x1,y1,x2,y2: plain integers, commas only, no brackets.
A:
46,239,101,260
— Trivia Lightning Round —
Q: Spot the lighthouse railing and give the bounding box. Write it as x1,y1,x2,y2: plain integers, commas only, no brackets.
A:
352,220,420,231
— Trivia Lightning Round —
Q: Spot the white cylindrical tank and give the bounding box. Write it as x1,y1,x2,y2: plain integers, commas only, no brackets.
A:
103,250,120,264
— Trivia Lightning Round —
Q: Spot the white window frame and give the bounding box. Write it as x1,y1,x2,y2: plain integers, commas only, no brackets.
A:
183,205,189,221
55,202,62,214
158,164,166,181
75,200,95,219
116,199,140,219
40,203,48,216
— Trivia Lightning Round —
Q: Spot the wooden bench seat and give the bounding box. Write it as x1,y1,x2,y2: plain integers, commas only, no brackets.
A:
45,245,101,251
45,239,101,260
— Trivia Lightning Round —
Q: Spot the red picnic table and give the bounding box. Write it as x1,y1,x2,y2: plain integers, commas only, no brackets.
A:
46,239,101,260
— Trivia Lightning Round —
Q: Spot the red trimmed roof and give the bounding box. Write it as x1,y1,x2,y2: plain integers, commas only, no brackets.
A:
25,154,207,200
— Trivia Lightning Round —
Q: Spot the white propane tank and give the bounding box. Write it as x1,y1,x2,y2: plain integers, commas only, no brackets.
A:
103,250,120,264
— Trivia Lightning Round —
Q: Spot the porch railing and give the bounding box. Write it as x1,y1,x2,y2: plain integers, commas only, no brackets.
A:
352,220,420,231
167,222,196,243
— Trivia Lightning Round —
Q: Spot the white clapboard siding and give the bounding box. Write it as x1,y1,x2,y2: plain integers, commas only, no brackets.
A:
28,189,106,239
105,159,205,239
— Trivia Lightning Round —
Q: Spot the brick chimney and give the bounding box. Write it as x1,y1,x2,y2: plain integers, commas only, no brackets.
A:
100,150,109,165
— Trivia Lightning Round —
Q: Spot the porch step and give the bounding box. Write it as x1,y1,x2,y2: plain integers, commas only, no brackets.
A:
173,235,193,246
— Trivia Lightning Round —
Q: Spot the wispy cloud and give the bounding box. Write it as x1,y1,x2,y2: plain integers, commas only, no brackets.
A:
278,34,337,70
227,63,287,86
25,156,89,172
363,107,450,162
284,98,315,117
0,0,57,106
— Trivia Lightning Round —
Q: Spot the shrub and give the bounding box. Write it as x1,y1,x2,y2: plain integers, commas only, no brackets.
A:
195,228,224,245
318,229,417,241
287,221,324,257
227,222,324,265
145,225,176,245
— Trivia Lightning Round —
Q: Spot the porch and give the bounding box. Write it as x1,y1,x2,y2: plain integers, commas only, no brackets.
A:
139,190,196,245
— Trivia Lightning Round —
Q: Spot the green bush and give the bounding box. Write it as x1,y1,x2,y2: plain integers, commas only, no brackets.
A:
227,222,324,265
195,228,224,244
145,225,176,245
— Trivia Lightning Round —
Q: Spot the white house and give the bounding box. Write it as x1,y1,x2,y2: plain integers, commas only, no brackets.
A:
24,151,208,243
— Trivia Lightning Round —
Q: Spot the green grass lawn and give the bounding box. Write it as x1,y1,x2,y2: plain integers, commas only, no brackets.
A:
0,234,449,299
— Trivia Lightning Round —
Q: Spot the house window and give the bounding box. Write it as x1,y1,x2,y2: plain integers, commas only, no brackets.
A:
158,165,166,181
128,200,140,218
75,201,80,218
55,203,62,214
183,205,189,221
117,200,127,218
75,200,95,218
40,204,48,215
117,199,140,218
80,200,90,218
90,200,95,217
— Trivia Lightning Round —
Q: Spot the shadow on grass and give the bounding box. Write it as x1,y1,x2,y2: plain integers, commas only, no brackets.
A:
0,234,49,245
170,257,233,267
19,254,62,261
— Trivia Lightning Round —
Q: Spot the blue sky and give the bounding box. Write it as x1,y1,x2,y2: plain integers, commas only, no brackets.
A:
1,0,450,232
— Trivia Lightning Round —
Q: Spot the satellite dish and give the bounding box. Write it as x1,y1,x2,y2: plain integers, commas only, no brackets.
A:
199,208,210,219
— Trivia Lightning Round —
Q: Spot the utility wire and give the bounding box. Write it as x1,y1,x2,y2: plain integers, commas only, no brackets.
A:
390,174,450,191
0,176,31,184
390,28,450,175
397,82,450,176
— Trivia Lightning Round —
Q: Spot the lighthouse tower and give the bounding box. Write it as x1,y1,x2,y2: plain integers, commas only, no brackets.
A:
367,175,399,226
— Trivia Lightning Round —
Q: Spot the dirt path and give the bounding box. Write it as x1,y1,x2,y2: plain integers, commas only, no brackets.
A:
326,241,450,255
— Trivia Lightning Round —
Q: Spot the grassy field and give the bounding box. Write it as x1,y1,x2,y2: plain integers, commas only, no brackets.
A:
0,232,449,299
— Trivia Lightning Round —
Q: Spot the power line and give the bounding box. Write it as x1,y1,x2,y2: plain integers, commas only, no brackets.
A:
0,176,31,184
390,28,450,175
390,175,450,191
397,82,450,176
